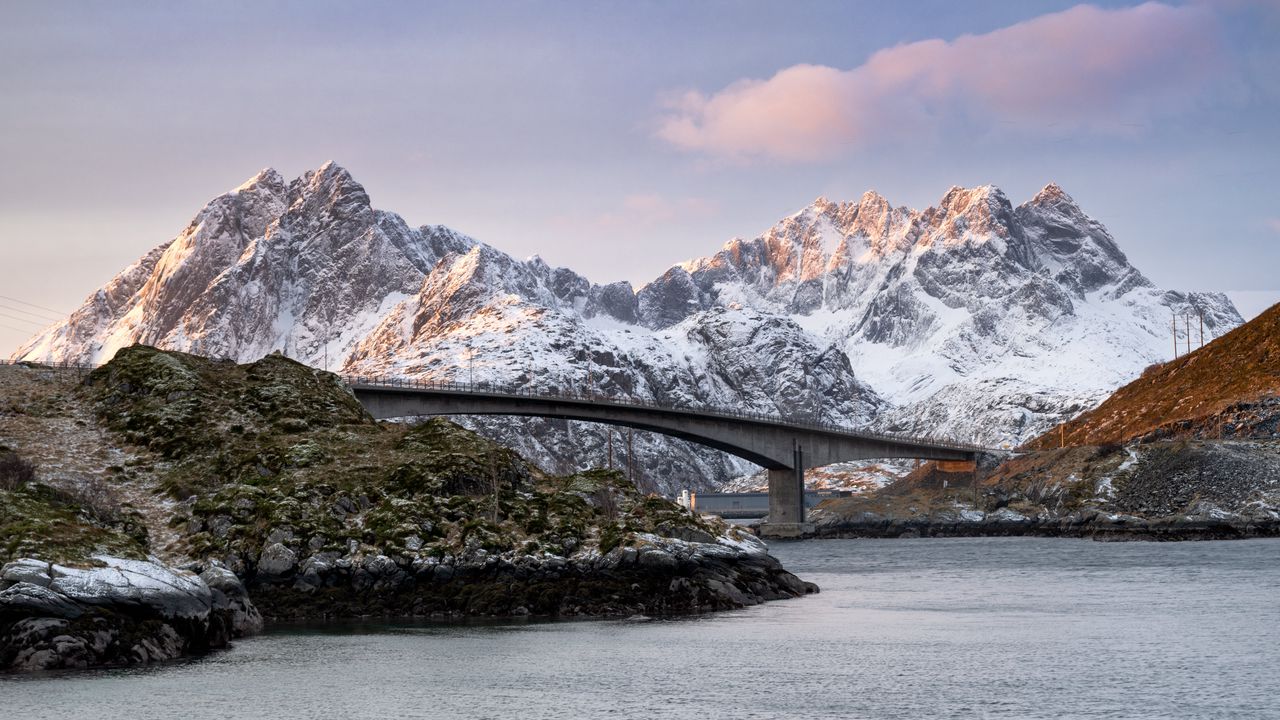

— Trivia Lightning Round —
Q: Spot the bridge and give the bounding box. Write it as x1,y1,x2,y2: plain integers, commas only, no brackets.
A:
345,376,982,537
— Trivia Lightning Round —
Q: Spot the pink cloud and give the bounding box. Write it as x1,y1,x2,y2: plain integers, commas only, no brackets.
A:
658,2,1221,162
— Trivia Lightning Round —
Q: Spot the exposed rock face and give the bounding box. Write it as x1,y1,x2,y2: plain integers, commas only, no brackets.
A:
12,165,1242,489
0,556,261,671
246,528,816,620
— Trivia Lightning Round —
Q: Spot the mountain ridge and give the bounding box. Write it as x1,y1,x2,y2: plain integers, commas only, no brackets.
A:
12,163,1243,491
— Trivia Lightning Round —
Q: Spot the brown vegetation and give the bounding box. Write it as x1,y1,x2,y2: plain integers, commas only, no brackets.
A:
1028,302,1280,448
0,451,37,491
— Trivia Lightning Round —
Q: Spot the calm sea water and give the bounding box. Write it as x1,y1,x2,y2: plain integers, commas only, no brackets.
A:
4,538,1279,719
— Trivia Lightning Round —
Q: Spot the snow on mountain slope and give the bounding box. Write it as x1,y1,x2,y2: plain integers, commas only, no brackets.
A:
18,163,475,367
12,164,883,494
341,241,884,492
637,183,1241,447
13,164,1242,491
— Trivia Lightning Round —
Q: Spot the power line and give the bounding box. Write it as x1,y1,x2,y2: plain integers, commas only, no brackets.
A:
0,302,62,323
0,294,66,317
0,311,50,327
0,322,36,335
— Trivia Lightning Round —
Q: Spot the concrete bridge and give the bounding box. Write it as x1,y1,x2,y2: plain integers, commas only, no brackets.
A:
347,376,981,537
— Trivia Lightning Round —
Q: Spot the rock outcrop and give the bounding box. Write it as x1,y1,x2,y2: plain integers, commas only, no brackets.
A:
0,556,260,671
0,347,818,671
244,528,815,620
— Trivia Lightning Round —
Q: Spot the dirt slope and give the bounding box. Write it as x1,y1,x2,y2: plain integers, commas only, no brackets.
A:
1028,303,1280,449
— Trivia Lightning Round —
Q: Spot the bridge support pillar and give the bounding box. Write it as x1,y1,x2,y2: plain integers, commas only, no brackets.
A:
759,447,813,539
764,468,804,524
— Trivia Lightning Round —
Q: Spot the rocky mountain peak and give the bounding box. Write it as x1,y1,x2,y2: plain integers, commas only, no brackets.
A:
811,195,836,213
935,184,1012,218
925,184,1016,242
1030,182,1072,205
235,167,287,195
286,161,371,219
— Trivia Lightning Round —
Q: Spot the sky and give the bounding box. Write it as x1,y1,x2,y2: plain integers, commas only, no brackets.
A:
1,0,1278,354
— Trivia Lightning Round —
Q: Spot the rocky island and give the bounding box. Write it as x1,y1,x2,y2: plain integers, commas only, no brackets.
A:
0,346,816,672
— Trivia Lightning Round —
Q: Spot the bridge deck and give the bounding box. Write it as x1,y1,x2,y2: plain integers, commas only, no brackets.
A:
344,376,983,455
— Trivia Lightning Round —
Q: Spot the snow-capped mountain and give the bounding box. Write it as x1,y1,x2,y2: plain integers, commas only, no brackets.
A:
14,163,882,494
13,163,1241,492
636,183,1240,447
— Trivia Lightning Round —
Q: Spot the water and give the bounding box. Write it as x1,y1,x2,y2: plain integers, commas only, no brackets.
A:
4,538,1279,719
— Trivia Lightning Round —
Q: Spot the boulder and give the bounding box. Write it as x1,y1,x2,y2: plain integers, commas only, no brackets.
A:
257,543,298,579
0,555,261,672
47,556,212,620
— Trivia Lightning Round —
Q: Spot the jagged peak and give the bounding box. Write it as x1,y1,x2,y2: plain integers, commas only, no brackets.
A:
1028,182,1078,207
234,167,285,193
857,189,889,206
303,160,358,186
289,161,371,211
938,184,1007,206
934,184,1014,226
811,195,837,212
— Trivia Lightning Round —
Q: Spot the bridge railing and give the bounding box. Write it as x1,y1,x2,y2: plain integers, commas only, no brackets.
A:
0,358,99,378
341,373,985,452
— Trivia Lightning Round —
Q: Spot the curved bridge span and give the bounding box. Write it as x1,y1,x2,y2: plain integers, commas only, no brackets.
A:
346,377,981,535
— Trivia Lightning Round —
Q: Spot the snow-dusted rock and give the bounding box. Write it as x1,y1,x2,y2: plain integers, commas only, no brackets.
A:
0,582,85,619
0,556,261,672
639,184,1241,447
45,556,212,620
0,558,53,588
200,563,264,637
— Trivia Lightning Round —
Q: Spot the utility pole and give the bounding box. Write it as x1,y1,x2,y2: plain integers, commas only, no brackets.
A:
1185,314,1191,355
1171,309,1178,359
607,430,613,470
488,449,499,523
627,429,634,485
1198,310,1205,349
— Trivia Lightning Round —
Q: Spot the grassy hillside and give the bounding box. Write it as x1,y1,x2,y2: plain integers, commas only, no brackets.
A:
1028,302,1280,449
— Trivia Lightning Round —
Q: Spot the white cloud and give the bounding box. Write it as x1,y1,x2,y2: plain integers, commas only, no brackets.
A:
657,2,1221,162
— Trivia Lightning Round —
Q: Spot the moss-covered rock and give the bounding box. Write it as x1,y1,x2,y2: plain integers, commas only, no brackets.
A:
0,482,146,565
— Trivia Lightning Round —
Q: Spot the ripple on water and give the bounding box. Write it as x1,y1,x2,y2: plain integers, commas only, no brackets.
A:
3,537,1278,720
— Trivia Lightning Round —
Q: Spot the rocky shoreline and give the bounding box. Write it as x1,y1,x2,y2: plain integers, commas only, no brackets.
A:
0,530,816,672
0,556,260,671
804,440,1280,543
808,511,1280,541
239,530,816,621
